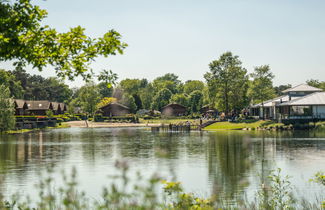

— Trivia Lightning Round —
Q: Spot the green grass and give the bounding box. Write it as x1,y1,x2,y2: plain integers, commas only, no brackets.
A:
204,120,283,130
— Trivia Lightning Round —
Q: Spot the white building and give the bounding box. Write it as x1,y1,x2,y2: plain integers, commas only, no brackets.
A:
250,84,323,120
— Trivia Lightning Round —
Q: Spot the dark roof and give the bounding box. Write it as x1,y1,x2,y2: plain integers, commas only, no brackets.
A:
26,100,52,110
14,99,27,109
161,103,186,109
99,102,130,110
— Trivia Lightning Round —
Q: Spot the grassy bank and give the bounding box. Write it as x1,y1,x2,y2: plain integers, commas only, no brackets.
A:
4,123,70,134
204,120,285,131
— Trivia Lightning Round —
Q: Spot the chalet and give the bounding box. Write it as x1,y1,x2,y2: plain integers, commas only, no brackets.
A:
60,103,67,113
200,105,217,115
52,102,62,115
250,84,323,120
99,103,130,117
26,100,54,116
161,103,186,116
14,99,28,115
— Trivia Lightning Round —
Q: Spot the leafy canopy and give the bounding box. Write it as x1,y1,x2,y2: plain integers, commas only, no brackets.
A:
0,0,127,80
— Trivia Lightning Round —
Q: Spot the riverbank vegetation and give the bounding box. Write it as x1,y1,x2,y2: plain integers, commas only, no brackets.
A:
0,163,324,209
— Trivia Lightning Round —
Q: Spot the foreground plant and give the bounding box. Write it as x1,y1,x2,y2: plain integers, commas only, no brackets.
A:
0,164,324,210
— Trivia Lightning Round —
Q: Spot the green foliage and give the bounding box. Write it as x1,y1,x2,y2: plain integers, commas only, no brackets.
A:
183,80,205,95
0,85,15,132
46,109,54,118
257,168,294,210
188,90,203,114
0,0,127,80
151,88,172,110
120,93,137,113
170,93,188,107
248,65,276,104
0,69,24,98
205,52,249,114
306,79,325,91
274,84,292,96
152,73,181,94
97,82,113,98
75,82,100,116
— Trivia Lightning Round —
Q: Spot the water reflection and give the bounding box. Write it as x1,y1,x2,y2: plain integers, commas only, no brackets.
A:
0,128,324,202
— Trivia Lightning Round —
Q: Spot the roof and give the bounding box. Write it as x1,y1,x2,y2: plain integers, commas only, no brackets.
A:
99,102,130,110
282,84,322,93
14,99,27,109
251,95,289,108
161,103,186,109
52,102,60,111
280,92,325,106
26,100,52,110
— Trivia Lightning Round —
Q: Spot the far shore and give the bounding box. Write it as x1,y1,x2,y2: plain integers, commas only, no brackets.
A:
66,121,161,128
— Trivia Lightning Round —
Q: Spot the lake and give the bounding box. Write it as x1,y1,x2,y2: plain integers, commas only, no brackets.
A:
0,127,325,204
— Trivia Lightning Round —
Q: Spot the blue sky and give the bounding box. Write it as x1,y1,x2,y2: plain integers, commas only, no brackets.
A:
4,0,325,87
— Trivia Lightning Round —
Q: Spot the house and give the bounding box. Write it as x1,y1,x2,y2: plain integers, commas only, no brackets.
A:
60,103,67,114
279,92,325,120
26,100,54,116
200,105,217,115
14,99,28,115
99,103,130,117
250,84,323,120
161,103,186,116
52,102,62,115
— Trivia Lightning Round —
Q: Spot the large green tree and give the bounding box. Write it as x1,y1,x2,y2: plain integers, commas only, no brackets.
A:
76,82,100,116
170,93,188,107
204,52,249,114
152,73,182,94
151,88,172,110
0,0,127,80
248,65,276,104
183,80,204,95
188,90,203,114
0,85,15,132
0,69,24,98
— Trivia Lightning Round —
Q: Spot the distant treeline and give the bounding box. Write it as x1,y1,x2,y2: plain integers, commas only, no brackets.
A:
1,53,325,115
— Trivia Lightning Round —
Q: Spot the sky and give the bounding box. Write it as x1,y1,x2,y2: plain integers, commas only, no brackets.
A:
3,0,325,87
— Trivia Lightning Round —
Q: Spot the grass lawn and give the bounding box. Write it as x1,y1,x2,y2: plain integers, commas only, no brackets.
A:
204,120,283,130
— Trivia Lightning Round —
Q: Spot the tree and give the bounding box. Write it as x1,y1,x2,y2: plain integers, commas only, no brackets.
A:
0,0,127,80
45,77,73,102
188,90,203,114
247,65,276,104
139,84,155,110
0,85,15,132
306,79,325,91
119,78,149,110
274,84,292,96
204,52,249,114
98,70,118,88
98,82,113,98
151,88,172,110
183,80,204,95
120,94,137,113
152,73,182,94
0,69,24,98
170,94,188,107
76,82,100,116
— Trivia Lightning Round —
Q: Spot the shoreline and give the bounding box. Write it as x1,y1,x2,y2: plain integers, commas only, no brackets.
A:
66,121,161,128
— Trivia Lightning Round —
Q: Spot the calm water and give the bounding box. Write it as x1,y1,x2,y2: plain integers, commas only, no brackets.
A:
0,127,325,203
